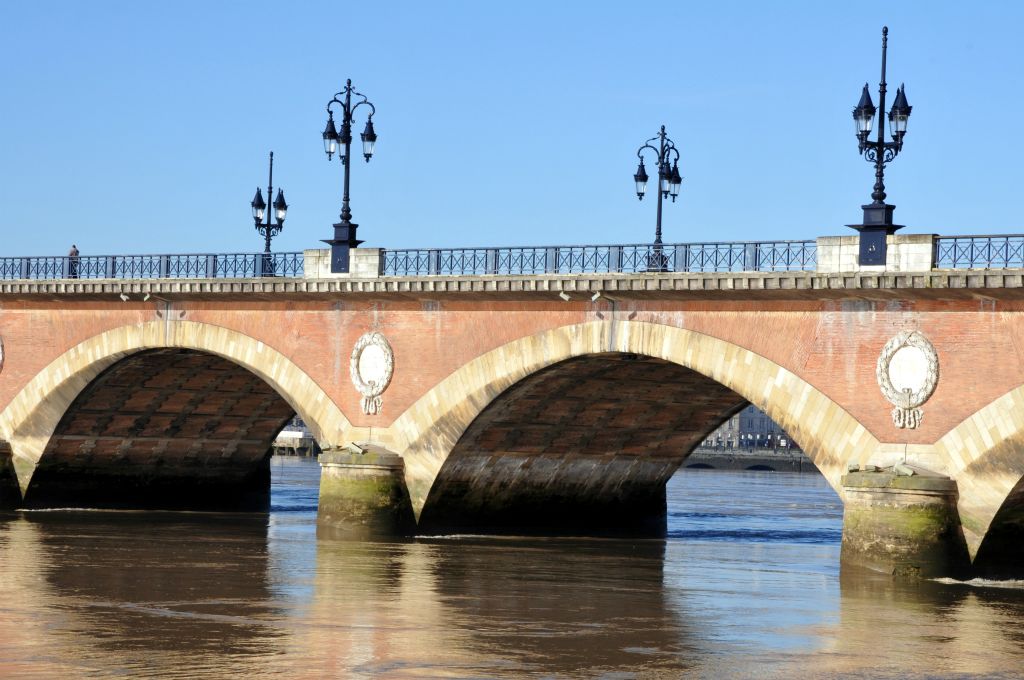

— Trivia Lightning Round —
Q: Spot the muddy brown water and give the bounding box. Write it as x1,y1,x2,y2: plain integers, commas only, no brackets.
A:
1,457,1022,678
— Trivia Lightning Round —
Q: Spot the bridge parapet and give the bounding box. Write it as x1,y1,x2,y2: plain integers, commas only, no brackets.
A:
304,248,383,278
816,234,935,273
377,240,816,276
2,233,1023,288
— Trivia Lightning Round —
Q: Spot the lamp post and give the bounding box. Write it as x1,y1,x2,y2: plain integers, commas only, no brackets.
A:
321,79,378,273
847,26,913,266
633,125,683,271
250,151,288,276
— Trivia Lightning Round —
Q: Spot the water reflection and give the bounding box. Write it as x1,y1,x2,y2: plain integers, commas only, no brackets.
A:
426,537,696,676
1,460,1024,678
3,512,284,677
826,569,1024,678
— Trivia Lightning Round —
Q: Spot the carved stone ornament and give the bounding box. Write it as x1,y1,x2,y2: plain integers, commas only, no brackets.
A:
875,331,939,429
350,332,394,415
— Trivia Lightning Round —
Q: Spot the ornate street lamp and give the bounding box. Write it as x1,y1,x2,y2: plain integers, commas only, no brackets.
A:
847,26,913,265
250,151,288,276
633,125,683,271
321,79,377,273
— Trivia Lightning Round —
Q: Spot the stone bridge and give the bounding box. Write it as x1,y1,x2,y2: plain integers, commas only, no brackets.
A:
4,234,1024,578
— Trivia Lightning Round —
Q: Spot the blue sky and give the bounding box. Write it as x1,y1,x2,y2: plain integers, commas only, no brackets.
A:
2,1,1022,256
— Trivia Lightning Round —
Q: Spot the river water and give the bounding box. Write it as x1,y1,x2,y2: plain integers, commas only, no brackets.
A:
2,457,1024,678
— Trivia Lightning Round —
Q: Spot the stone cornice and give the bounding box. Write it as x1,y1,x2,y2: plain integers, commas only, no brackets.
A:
3,269,1024,301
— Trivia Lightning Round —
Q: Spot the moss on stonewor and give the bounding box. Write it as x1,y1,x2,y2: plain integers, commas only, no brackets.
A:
318,465,416,537
841,498,971,579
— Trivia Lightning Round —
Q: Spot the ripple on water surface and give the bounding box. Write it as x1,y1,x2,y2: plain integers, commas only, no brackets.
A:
2,460,1024,678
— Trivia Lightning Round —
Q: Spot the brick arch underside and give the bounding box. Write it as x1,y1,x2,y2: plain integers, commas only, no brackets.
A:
417,354,749,535
24,349,295,510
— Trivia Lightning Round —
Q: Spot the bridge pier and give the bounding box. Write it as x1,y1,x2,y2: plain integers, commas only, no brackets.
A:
840,468,971,579
317,445,415,538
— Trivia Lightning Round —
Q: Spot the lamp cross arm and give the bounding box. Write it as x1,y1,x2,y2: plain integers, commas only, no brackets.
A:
351,97,376,118
859,136,903,155
862,137,903,149
862,144,901,165
636,143,661,159
326,98,350,117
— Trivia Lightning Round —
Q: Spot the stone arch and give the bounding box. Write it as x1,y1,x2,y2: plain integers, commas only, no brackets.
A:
935,384,1024,559
0,320,350,497
389,320,877,517
416,353,750,534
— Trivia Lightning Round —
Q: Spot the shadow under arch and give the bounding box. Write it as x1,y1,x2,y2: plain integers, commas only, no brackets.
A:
971,475,1024,578
934,383,1024,560
0,320,350,503
390,320,877,522
419,353,749,534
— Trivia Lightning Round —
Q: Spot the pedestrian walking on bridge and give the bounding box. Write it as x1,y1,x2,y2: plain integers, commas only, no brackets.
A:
67,244,79,279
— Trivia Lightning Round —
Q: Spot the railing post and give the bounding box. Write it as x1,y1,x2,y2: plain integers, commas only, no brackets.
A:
485,249,498,275
743,243,758,271
159,255,170,278
105,256,116,279
206,255,217,278
545,247,558,274
20,258,30,280
428,249,440,275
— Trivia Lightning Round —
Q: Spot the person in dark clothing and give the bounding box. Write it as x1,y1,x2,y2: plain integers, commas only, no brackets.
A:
68,244,79,278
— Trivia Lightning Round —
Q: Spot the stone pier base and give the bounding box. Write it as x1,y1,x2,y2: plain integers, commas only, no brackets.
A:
317,445,415,538
841,468,971,579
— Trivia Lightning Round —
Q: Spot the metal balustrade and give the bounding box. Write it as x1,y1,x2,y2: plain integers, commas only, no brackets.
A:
381,240,818,276
0,252,305,280
7,234,1024,282
934,235,1024,269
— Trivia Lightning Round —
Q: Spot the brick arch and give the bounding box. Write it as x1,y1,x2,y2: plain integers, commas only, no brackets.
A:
0,320,350,497
389,320,877,517
417,354,750,533
935,385,1024,558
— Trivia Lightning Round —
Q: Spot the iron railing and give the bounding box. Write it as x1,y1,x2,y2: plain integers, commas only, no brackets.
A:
934,235,1024,269
0,252,304,281
12,234,1024,282
381,240,817,276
